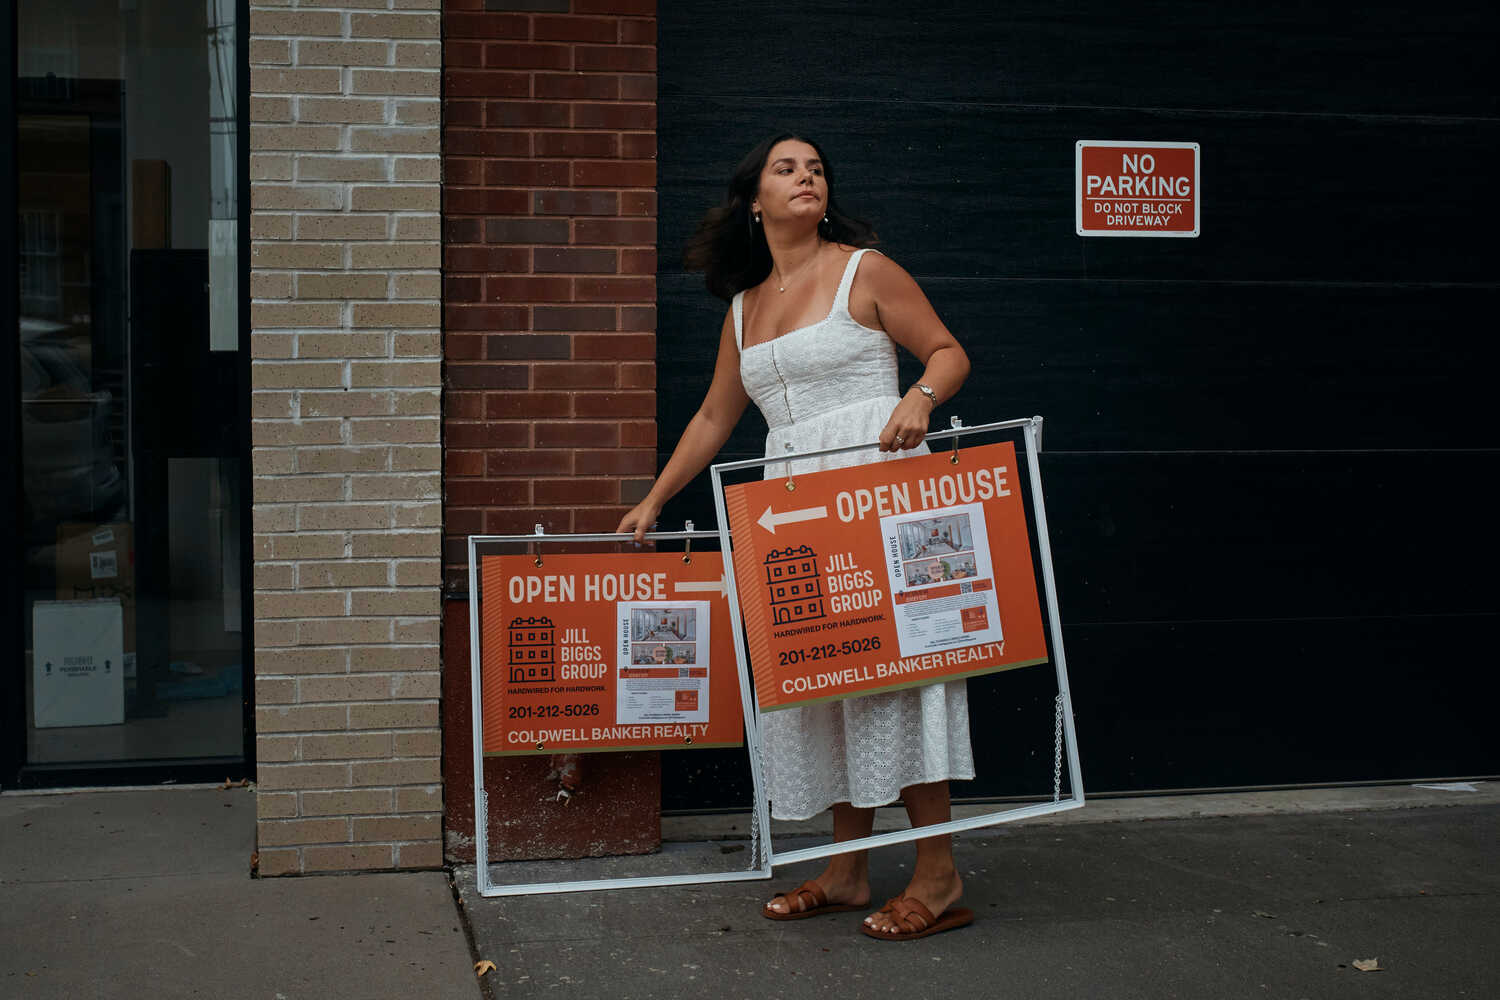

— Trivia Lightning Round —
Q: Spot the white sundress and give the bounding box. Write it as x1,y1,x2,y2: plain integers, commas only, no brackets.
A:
732,248,975,821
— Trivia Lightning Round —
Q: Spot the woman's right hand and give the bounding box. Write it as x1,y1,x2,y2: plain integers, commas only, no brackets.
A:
616,497,663,543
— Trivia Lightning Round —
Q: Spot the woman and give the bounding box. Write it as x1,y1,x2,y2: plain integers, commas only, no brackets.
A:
616,133,974,941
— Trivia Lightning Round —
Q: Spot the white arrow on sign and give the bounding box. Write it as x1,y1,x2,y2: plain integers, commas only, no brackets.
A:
673,576,728,597
756,504,829,535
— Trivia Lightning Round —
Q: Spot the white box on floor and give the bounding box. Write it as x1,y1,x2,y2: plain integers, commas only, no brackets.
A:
33,599,125,728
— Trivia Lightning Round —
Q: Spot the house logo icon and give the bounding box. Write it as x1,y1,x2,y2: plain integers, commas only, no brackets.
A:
507,616,557,684
763,545,825,625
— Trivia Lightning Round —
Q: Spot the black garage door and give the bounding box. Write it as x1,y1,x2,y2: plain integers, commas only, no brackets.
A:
655,2,1500,808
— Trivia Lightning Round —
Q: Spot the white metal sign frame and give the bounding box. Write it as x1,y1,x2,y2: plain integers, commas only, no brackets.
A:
466,529,773,896
709,416,1085,868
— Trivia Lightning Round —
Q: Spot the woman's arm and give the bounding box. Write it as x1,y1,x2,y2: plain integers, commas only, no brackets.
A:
616,308,751,541
852,252,971,451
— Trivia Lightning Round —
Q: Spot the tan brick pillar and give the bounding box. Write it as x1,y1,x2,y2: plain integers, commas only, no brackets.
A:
249,1,445,874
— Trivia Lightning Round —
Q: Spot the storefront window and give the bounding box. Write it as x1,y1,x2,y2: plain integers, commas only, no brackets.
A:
13,0,245,770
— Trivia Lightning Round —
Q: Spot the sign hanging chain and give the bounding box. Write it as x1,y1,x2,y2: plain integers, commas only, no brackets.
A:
749,795,763,870
1052,693,1064,803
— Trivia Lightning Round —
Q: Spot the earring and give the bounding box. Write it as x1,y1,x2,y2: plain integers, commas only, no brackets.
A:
754,213,761,224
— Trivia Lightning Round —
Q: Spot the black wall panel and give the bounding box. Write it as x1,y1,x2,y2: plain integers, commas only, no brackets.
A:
656,2,1499,807
672,2,1497,120
662,105,1500,284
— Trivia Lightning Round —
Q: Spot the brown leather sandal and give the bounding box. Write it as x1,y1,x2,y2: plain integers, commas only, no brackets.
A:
761,880,863,921
859,894,974,941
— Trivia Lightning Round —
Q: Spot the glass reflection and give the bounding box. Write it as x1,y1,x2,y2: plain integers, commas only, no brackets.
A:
16,0,243,768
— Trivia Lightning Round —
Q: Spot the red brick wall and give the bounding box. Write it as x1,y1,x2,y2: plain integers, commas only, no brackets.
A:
443,0,657,592
440,0,660,861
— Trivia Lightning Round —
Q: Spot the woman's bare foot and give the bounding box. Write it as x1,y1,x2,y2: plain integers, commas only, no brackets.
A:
763,860,870,916
861,782,964,934
765,802,876,917
863,870,963,934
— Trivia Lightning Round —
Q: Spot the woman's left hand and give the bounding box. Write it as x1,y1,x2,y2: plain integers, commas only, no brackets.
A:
877,390,935,452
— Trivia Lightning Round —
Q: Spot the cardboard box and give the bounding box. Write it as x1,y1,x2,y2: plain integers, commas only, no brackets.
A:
33,598,126,728
57,522,136,677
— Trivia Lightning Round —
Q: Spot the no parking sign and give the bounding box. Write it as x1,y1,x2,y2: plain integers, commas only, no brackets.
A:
1076,140,1199,237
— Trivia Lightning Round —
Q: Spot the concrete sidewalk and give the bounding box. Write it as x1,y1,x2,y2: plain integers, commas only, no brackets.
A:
0,786,480,1000
2,783,1495,999
458,783,1499,1000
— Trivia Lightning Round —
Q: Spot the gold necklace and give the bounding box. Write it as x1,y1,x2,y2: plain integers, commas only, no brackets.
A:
773,251,820,293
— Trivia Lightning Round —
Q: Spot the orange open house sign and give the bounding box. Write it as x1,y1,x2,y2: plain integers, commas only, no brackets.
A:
724,441,1050,712
480,552,744,755
1076,140,1199,238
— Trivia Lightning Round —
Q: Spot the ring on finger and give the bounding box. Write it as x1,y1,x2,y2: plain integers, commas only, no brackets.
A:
894,435,905,445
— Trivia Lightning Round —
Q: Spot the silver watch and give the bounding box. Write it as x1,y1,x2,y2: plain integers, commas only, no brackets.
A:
911,383,938,406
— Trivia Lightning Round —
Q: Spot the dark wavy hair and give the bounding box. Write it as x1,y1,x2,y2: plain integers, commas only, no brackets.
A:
683,132,879,301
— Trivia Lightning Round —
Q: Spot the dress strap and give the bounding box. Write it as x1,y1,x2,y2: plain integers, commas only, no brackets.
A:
731,290,745,351
833,248,882,315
